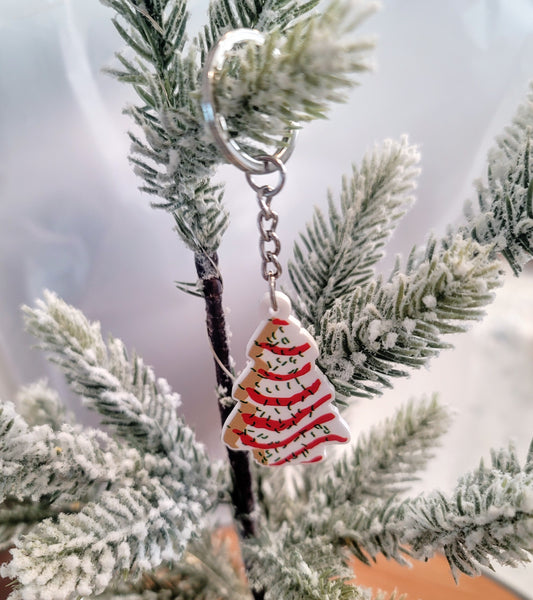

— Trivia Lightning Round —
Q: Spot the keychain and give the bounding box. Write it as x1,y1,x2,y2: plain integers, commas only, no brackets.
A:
201,29,350,466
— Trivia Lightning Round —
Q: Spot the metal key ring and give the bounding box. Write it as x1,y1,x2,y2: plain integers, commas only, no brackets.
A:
200,28,297,175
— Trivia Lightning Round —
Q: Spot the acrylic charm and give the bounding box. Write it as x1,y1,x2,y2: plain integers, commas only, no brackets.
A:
223,292,350,466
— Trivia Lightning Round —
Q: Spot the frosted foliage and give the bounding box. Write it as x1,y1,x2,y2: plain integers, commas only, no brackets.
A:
5,0,532,597
303,397,452,507
16,379,72,430
102,0,376,252
332,443,533,578
289,137,420,329
0,401,129,507
245,531,367,600
101,533,255,600
317,236,503,400
1,292,225,599
464,82,533,274
249,399,453,593
23,291,217,491
2,479,207,600
216,1,377,147
254,438,533,584
198,0,322,55
22,290,181,454
102,0,228,252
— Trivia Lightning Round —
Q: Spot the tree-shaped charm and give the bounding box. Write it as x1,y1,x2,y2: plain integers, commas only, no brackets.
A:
223,292,350,466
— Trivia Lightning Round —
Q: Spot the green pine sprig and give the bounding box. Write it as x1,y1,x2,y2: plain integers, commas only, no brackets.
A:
0,292,227,600
101,532,254,600
15,379,73,431
214,0,377,147
335,440,533,578
0,401,125,512
316,236,503,400
100,0,377,252
288,137,420,328
22,291,219,494
463,82,533,274
3,479,203,599
244,528,366,600
196,0,321,61
257,397,452,528
307,396,452,505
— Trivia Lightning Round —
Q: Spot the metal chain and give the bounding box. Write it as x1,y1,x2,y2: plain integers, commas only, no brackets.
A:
257,187,282,308
246,156,286,311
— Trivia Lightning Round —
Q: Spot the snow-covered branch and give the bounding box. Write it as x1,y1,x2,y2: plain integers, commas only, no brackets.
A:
317,236,503,399
288,137,419,328
23,291,220,493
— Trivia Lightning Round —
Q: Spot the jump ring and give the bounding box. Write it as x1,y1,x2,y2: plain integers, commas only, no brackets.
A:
200,28,297,174
246,155,286,195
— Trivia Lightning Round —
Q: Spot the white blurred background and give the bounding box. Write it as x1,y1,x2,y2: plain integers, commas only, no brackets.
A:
1,0,533,594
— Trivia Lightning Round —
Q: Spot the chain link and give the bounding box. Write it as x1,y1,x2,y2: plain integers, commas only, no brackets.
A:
257,188,282,281
246,155,286,311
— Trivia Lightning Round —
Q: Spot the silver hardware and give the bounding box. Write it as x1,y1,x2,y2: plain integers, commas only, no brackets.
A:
253,156,286,310
201,29,296,310
200,28,297,174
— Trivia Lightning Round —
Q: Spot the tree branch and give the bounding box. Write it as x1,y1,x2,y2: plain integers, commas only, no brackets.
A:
194,251,262,598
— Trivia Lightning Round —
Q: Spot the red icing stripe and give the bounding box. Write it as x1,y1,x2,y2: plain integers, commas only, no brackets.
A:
237,412,336,449
241,393,332,431
271,319,289,325
246,379,321,407
303,456,323,464
257,342,311,356
257,362,311,381
270,434,349,466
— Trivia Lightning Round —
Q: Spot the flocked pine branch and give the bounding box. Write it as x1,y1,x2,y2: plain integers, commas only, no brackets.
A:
251,420,533,586
463,82,533,274
244,524,405,600
316,235,503,400
288,137,420,328
101,0,376,251
196,0,321,59
0,401,126,515
334,439,533,578
102,0,227,252
0,398,135,561
2,478,207,600
97,531,253,600
213,0,377,147
0,292,225,600
15,379,73,430
257,397,452,528
248,398,452,594
288,85,532,402
22,290,220,495
0,500,80,554
306,395,452,506
244,527,366,600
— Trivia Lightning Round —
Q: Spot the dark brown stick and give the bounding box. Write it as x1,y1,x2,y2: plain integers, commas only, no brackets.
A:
194,253,263,600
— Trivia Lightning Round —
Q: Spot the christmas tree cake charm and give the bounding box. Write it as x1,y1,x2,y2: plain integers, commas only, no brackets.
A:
201,28,351,466
223,291,350,466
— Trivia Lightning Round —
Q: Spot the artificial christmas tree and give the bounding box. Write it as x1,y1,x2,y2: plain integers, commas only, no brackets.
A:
0,1,532,599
